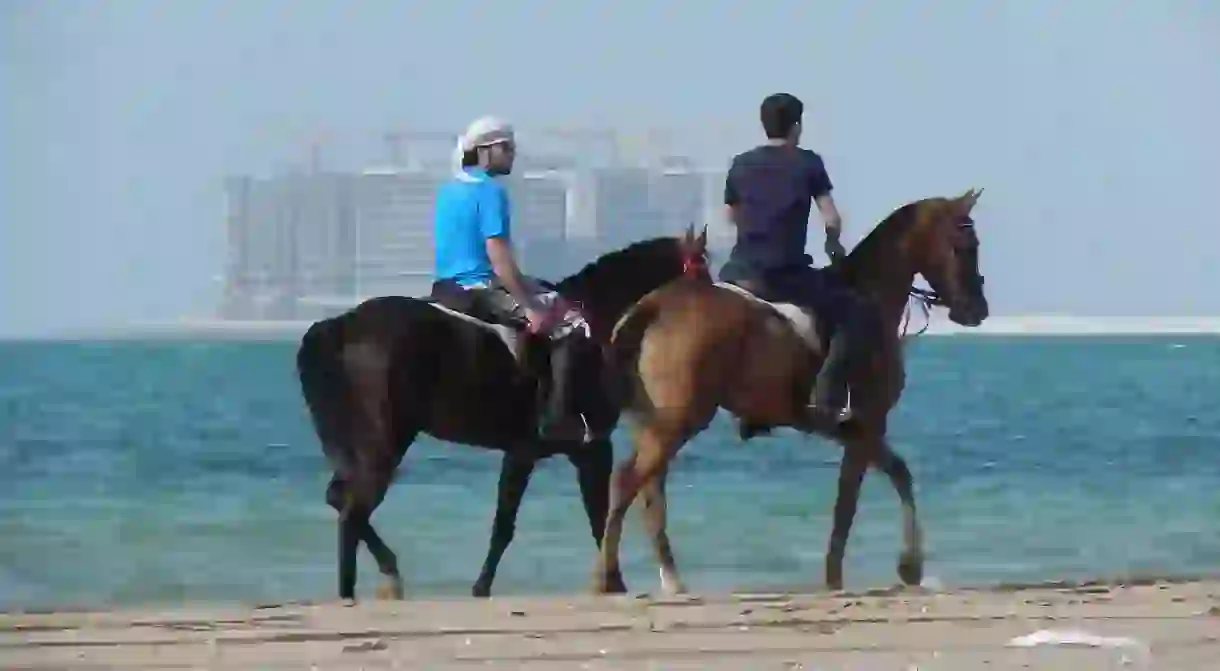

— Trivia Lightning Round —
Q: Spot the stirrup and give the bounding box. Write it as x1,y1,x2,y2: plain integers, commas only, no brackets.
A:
576,412,593,443
805,403,853,425
540,413,594,444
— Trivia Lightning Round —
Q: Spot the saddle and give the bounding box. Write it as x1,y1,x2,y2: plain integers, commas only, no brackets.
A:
423,279,578,366
715,279,824,353
425,300,528,363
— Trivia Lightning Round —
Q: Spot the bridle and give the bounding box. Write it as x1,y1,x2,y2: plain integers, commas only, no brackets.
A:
900,219,982,339
682,249,710,278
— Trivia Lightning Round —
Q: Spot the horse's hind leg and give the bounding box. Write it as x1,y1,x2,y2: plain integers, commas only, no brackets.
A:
472,452,536,598
326,474,402,601
639,465,686,595
593,419,688,595
873,441,924,586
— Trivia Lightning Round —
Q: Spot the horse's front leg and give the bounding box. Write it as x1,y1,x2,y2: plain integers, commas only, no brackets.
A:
825,445,869,591
472,451,536,598
567,438,623,589
873,441,924,586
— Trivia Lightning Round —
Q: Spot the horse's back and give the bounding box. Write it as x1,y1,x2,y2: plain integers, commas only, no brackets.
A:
297,294,534,455
296,297,433,467
619,280,819,424
614,282,749,408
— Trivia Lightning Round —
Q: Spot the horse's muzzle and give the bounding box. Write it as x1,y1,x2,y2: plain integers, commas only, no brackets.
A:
949,301,988,327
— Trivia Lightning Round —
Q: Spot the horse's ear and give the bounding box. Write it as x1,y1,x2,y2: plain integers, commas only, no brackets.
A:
682,223,696,245
696,223,708,250
956,187,983,214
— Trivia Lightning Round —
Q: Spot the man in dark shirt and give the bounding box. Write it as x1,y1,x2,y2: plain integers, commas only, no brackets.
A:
720,92,878,423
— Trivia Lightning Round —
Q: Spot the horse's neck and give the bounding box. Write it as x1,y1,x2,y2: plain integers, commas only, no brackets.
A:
558,278,647,342
844,247,919,335
581,291,633,340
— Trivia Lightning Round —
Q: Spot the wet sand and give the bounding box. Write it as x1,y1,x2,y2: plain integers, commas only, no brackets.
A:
3,578,1218,669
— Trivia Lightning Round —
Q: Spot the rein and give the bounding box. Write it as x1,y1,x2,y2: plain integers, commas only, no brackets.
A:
900,286,943,339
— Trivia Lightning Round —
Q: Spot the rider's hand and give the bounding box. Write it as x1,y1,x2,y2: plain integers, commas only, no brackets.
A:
524,305,553,334
824,234,847,264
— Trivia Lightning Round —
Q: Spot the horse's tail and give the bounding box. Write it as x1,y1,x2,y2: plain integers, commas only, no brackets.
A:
605,300,662,407
296,316,355,476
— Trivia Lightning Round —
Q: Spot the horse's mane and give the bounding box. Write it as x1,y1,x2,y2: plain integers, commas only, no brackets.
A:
557,236,681,293
841,199,949,340
839,202,921,284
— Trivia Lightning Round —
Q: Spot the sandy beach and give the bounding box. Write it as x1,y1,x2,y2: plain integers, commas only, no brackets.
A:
3,577,1217,670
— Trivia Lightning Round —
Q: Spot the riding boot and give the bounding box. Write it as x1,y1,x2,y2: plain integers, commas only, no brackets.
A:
538,337,591,443
808,329,853,423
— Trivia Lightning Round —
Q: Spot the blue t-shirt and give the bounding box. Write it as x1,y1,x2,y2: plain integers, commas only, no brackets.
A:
433,167,512,286
723,145,834,274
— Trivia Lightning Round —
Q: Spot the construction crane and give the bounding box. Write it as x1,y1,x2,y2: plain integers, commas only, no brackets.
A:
297,128,331,174
381,130,460,170
535,126,621,165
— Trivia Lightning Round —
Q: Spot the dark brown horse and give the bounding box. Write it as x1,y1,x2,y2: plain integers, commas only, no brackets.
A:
296,226,708,601
593,189,989,595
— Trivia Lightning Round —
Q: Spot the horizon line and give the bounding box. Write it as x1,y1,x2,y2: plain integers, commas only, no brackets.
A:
8,314,1220,342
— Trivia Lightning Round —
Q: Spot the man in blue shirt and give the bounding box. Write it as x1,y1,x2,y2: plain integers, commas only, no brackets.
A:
431,116,590,443
720,93,880,423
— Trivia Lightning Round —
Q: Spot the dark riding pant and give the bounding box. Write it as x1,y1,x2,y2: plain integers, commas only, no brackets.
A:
768,265,879,410
430,279,523,327
762,266,872,342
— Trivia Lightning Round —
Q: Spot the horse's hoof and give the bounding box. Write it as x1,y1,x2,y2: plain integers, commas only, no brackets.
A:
825,563,844,592
897,553,924,587
471,583,491,599
659,568,687,596
592,571,629,595
376,576,404,600
340,597,358,608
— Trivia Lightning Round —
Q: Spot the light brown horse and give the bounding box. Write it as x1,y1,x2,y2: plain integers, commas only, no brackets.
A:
593,189,989,595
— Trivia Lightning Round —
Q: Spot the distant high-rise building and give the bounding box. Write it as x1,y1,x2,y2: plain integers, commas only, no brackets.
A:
351,169,445,300
649,169,706,236
585,166,730,252
220,176,253,320
221,174,301,320
218,129,729,321
588,167,658,252
508,171,577,278
507,173,569,242
291,173,358,319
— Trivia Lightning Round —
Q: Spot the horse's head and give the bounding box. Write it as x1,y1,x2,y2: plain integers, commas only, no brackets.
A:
556,224,710,341
677,223,712,282
909,188,989,327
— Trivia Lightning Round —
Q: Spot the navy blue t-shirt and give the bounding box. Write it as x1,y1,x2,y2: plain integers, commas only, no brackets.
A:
723,145,834,274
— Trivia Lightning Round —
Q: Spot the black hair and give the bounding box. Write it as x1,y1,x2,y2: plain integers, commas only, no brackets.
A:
760,93,804,140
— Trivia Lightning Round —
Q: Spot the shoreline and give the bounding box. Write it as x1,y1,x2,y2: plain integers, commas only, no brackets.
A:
9,315,1220,342
7,572,1216,616
4,576,1218,669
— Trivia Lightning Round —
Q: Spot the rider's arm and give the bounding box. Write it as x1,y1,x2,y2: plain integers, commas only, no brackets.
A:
723,159,741,227
808,154,841,237
815,194,842,238
479,183,539,308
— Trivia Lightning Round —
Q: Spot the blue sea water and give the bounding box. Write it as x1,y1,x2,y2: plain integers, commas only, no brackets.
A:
1,336,1218,610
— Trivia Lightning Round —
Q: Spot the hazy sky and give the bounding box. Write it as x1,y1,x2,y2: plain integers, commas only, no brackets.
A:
3,1,1218,335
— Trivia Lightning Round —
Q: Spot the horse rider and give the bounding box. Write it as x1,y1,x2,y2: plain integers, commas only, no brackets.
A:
719,93,882,424
430,115,591,443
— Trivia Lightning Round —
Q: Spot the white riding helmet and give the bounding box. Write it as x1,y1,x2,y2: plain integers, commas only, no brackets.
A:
460,116,515,151
452,116,515,180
